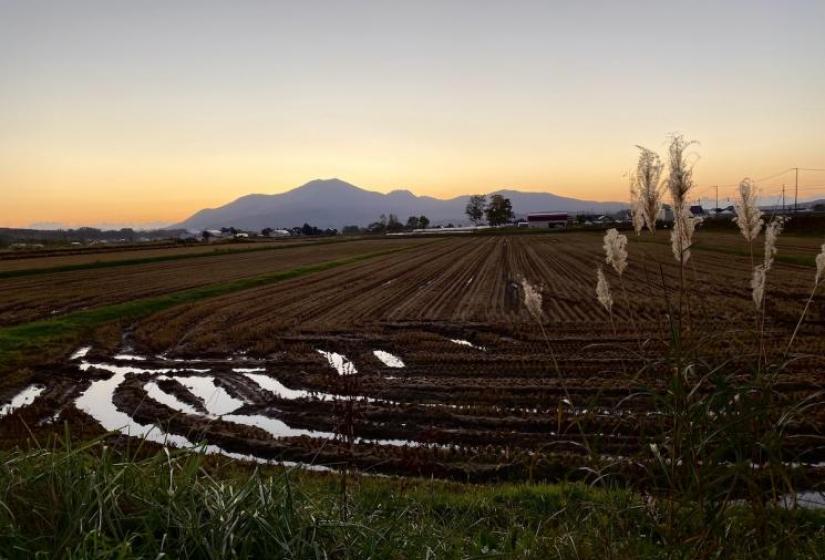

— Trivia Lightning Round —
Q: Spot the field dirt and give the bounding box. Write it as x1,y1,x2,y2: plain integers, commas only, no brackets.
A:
0,238,327,272
0,237,428,326
2,231,824,484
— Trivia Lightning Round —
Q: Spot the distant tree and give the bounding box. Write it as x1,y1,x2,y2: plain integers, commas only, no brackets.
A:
367,220,386,233
465,195,487,225
261,227,274,237
405,216,420,230
418,215,430,229
485,194,513,226
201,230,212,241
300,223,319,236
814,203,825,212
386,214,404,233
342,225,361,235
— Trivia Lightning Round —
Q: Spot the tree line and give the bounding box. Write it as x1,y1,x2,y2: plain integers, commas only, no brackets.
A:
465,194,513,226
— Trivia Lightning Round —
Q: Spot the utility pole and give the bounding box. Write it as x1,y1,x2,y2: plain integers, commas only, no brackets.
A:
714,185,719,213
782,184,786,214
794,167,799,213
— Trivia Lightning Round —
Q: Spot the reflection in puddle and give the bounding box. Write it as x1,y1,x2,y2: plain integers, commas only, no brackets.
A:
114,354,147,361
172,376,245,416
450,339,486,351
316,350,358,375
76,361,332,470
245,373,330,401
0,385,45,418
70,346,91,360
144,381,202,416
245,373,383,404
76,369,192,447
223,413,335,440
147,374,408,445
373,350,405,368
80,361,210,375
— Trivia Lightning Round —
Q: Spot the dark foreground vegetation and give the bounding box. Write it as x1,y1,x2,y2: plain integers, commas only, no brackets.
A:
1,437,823,559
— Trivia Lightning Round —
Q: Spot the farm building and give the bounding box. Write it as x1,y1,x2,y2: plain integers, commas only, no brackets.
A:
526,212,569,229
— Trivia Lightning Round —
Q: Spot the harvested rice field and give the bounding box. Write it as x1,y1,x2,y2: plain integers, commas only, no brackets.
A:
2,231,824,485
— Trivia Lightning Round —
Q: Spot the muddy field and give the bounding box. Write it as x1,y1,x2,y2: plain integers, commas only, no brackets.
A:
2,232,824,483
0,238,318,272
0,237,427,326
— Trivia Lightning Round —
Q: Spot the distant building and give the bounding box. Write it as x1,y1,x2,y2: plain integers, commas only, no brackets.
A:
526,212,569,229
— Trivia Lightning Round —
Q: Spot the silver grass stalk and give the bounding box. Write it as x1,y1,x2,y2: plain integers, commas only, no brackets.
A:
630,183,645,236
596,266,613,314
762,216,785,271
632,146,663,233
520,277,543,320
816,243,825,286
751,216,785,310
751,265,767,310
733,178,763,242
665,134,699,263
665,134,696,214
670,205,702,264
603,228,628,276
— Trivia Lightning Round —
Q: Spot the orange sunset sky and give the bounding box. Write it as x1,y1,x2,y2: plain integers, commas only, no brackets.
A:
2,1,824,228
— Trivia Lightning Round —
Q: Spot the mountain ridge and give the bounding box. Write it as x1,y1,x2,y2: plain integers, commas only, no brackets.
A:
174,178,628,231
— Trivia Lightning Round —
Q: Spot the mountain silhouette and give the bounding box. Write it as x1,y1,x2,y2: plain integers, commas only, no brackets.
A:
174,178,626,230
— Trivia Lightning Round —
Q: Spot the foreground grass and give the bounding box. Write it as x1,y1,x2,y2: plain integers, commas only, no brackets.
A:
1,439,822,559
0,244,430,383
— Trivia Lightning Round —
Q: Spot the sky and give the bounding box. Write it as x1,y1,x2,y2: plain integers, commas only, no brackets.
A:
1,0,824,228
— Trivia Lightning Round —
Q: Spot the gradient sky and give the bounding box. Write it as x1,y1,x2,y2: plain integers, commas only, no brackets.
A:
2,0,824,228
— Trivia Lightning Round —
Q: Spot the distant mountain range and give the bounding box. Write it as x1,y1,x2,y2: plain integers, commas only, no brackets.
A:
174,179,628,231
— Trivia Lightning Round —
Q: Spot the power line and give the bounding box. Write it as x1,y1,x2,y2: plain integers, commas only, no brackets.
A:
755,168,795,183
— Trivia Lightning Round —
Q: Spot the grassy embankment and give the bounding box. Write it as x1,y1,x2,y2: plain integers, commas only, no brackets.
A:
1,437,823,559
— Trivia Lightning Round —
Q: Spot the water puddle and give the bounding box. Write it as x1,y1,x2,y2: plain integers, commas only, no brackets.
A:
76,366,331,471
70,354,452,467
244,373,383,404
75,368,192,447
38,410,63,426
373,350,405,368
245,373,331,401
0,385,46,418
450,339,486,351
172,376,245,416
114,353,147,361
316,350,358,375
70,346,91,360
80,361,210,375
222,413,335,440
144,381,202,416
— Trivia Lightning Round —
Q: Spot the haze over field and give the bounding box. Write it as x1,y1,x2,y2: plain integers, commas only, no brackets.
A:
1,0,824,228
